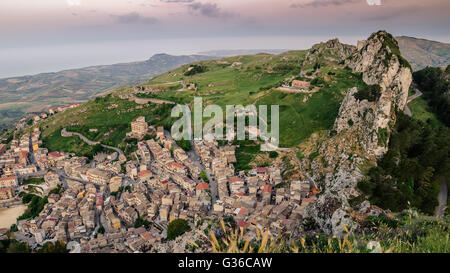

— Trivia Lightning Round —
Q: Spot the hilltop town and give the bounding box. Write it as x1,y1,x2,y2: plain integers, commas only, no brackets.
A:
1,30,448,254
0,109,317,253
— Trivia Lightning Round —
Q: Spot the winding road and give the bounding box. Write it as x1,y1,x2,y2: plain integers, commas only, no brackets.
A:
404,86,423,117
61,128,124,155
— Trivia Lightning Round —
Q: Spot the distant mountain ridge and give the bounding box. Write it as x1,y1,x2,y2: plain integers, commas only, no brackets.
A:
396,36,450,71
0,53,218,129
198,49,289,57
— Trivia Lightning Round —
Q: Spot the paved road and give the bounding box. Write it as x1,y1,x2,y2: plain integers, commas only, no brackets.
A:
404,86,423,117
436,180,448,218
206,170,217,215
407,86,423,103
52,168,101,190
62,128,124,155
28,134,40,171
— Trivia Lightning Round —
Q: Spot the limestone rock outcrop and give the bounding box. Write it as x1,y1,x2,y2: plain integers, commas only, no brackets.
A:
303,31,413,236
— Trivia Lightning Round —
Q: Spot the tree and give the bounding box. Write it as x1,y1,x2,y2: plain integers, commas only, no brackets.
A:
134,217,151,229
200,170,209,183
6,241,30,253
269,151,278,158
176,140,192,151
38,240,68,253
98,226,105,234
354,84,382,102
167,219,191,240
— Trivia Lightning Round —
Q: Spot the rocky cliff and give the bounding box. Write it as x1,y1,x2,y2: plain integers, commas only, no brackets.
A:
303,38,355,65
303,31,413,236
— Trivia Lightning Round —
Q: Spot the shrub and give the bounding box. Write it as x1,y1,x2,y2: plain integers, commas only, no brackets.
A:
167,219,191,240
176,140,192,151
354,84,382,102
200,170,209,183
377,127,389,147
269,151,278,158
38,240,67,253
363,215,399,229
98,226,105,234
134,217,151,229
184,65,206,76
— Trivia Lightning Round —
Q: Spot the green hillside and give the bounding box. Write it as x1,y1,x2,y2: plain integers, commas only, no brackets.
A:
37,40,366,155
0,54,216,129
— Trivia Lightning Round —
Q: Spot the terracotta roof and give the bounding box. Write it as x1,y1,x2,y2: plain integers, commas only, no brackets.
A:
238,208,247,215
229,177,244,183
196,182,210,191
0,176,16,181
168,162,184,169
140,231,153,241
48,151,62,157
257,167,268,173
302,197,315,203
138,170,152,177
263,185,272,193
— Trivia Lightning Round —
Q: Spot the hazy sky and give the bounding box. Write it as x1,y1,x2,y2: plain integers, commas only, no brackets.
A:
0,0,449,77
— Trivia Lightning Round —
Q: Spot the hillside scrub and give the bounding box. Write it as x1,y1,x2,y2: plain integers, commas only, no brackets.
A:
184,64,207,76
413,65,450,126
357,113,450,215
354,84,382,102
204,214,449,253
167,219,191,240
18,194,48,220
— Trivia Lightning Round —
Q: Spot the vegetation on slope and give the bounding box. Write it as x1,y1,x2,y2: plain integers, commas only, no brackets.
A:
204,214,449,253
413,65,450,126
38,93,175,156
357,113,449,215
0,54,215,129
354,84,382,102
144,51,366,147
18,193,48,220
167,219,191,240
381,32,412,71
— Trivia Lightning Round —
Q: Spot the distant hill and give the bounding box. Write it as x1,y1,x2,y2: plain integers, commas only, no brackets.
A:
396,36,450,71
0,53,218,128
198,49,289,57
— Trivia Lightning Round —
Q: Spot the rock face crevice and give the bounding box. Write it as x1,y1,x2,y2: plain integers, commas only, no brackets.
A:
303,30,413,236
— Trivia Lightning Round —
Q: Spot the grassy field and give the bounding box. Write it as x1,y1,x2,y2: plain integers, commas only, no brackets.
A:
143,51,366,147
